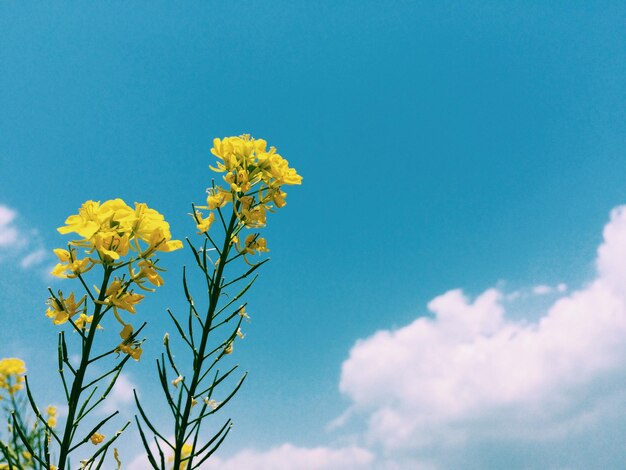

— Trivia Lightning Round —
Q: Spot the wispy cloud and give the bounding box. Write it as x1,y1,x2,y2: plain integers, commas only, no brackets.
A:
0,205,20,248
203,444,375,470
0,203,49,271
101,373,136,414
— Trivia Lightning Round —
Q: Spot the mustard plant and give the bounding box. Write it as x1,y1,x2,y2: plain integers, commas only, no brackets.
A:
134,135,302,469
0,358,56,470
16,201,182,469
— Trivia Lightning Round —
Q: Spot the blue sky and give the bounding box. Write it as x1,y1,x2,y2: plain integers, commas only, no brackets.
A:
1,2,626,469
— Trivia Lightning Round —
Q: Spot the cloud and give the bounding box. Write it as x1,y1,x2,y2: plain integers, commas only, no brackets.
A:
0,205,20,247
102,373,136,414
20,248,47,269
337,205,626,460
0,203,48,270
131,205,626,470
532,283,567,295
203,444,375,470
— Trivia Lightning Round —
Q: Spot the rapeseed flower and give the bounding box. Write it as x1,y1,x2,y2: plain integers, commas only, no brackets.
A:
45,292,87,325
55,199,182,264
90,433,105,445
47,405,57,427
0,358,26,396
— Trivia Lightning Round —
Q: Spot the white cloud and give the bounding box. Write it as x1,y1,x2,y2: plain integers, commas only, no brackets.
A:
128,206,626,470
0,205,19,247
20,248,47,268
532,284,552,295
531,283,568,295
0,203,48,270
102,373,136,414
203,444,375,470
338,205,626,455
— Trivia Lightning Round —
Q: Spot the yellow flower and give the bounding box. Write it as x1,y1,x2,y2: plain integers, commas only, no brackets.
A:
203,398,221,410
57,200,102,239
47,406,57,427
238,306,250,320
45,292,86,325
90,432,105,445
194,211,215,234
171,375,183,388
51,249,93,278
241,234,269,255
115,325,143,361
145,227,184,255
104,280,144,314
74,313,96,330
243,205,266,228
0,358,26,396
116,343,142,361
204,186,232,210
271,189,288,208
57,199,182,261
133,259,165,288
93,231,131,261
167,442,194,469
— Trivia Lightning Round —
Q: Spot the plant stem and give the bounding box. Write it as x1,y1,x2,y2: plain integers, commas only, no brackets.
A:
56,267,112,470
172,212,238,470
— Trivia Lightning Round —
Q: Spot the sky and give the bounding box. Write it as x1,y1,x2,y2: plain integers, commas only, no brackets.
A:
1,1,626,469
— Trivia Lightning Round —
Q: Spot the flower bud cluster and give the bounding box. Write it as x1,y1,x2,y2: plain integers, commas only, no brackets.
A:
196,135,302,260
0,358,26,396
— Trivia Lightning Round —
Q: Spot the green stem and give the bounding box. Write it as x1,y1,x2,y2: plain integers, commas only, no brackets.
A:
56,267,112,470
172,212,238,470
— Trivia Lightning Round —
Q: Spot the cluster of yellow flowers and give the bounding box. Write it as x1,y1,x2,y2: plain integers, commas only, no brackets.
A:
47,405,57,427
0,358,25,396
47,199,182,360
52,198,182,273
195,135,302,257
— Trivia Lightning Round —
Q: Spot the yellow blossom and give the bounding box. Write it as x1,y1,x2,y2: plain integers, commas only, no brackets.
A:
241,234,269,255
204,186,232,210
133,259,164,288
104,280,144,314
116,343,142,361
47,406,57,427
194,211,215,234
167,443,194,470
0,358,26,396
51,249,93,278
92,231,130,261
172,375,183,388
56,199,182,262
90,432,105,445
203,398,221,410
115,324,143,361
45,292,86,325
238,306,250,320
74,313,97,330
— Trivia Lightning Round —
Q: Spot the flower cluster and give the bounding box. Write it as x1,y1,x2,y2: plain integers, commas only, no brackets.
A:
0,358,26,397
54,199,182,271
47,405,57,428
195,135,302,260
48,199,182,360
